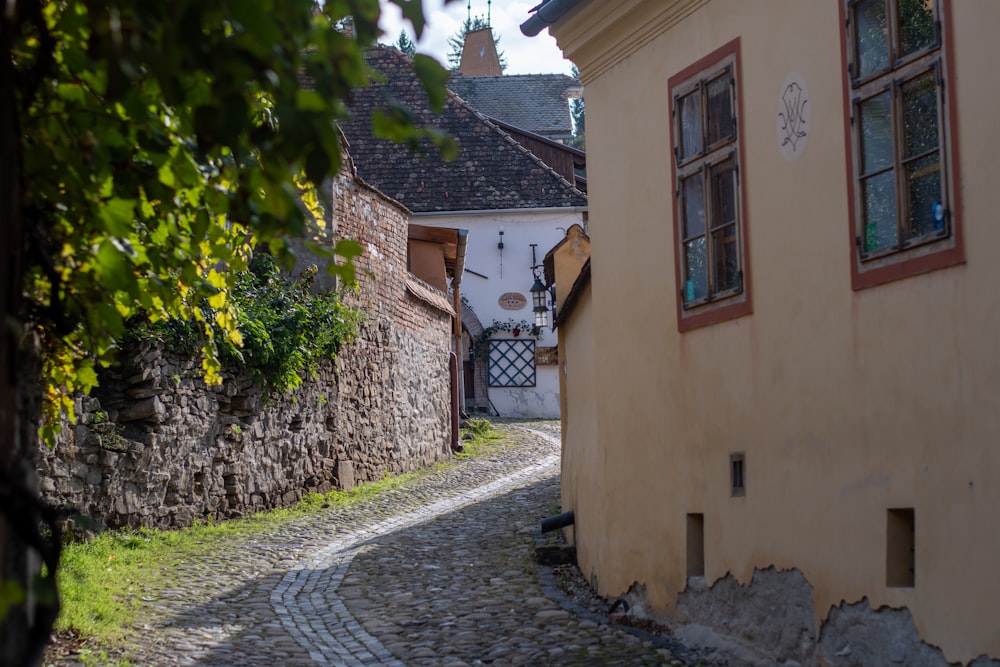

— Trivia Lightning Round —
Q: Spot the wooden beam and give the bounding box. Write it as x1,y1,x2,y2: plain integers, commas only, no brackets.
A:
408,223,460,245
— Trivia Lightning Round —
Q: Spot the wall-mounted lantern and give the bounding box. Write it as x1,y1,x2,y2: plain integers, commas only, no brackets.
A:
498,226,505,277
530,274,549,328
529,243,553,329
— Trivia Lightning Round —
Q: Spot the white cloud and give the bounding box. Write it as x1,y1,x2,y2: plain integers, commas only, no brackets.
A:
378,0,573,75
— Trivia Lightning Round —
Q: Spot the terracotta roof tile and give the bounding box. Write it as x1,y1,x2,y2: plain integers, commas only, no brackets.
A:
337,46,587,213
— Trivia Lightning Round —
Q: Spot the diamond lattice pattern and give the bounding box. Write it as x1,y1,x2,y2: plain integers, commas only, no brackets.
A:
488,339,536,388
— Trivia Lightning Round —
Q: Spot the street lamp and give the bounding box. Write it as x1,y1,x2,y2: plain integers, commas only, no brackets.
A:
530,274,549,328
529,243,550,329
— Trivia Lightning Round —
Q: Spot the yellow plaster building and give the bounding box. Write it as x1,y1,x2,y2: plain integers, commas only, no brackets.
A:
537,0,1000,663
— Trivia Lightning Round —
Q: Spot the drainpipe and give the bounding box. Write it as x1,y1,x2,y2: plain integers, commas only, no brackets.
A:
453,285,465,415
540,510,575,533
520,0,583,37
452,230,468,416
450,352,461,452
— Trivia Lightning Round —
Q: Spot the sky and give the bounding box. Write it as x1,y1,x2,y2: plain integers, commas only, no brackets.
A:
377,0,574,75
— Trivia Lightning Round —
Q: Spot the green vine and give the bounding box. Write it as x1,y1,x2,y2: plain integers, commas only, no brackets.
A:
127,253,363,392
471,318,538,359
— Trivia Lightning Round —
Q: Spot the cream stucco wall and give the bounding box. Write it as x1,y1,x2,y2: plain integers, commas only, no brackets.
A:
556,279,599,567
549,225,590,316
551,0,1000,661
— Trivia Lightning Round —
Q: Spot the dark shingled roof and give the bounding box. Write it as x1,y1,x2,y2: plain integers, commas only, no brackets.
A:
447,72,581,141
337,46,587,213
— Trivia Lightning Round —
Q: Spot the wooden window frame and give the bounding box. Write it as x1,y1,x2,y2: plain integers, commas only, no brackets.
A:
840,0,964,290
669,38,752,332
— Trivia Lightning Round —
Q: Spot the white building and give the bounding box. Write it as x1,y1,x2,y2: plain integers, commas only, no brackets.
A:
339,45,586,418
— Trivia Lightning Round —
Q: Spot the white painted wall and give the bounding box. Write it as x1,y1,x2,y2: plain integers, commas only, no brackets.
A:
414,208,585,418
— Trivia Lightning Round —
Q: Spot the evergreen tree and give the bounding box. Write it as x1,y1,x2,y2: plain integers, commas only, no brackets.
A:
570,65,586,150
446,17,507,71
395,30,417,58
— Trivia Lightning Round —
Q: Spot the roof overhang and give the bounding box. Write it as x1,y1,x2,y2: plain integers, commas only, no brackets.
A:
408,223,468,287
521,0,585,37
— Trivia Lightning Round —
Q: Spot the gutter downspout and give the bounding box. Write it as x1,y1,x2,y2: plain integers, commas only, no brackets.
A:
450,352,461,452
520,0,583,37
451,230,468,451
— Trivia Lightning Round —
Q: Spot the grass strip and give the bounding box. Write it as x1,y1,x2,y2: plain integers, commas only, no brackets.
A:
54,420,506,642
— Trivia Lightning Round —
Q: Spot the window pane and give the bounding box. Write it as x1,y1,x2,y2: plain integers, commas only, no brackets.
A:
684,238,708,303
855,0,890,78
711,224,740,293
711,161,737,230
902,71,939,158
682,172,705,238
905,152,942,239
862,171,898,253
706,70,733,145
678,90,703,160
899,0,936,58
860,91,893,174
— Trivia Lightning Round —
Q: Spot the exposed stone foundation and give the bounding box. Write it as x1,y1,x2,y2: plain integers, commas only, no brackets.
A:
609,568,1000,667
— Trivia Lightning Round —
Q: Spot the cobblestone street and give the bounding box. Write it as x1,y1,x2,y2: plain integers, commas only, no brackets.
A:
48,423,697,666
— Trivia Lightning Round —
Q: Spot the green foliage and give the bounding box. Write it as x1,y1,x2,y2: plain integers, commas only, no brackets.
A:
456,418,500,460
471,319,537,359
394,30,416,58
54,531,149,639
127,253,363,392
220,254,363,391
463,418,493,437
570,65,586,150
78,649,132,667
0,580,26,622
9,0,452,443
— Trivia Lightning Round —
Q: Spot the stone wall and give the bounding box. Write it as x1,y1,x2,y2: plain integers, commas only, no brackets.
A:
611,568,1000,667
37,157,456,531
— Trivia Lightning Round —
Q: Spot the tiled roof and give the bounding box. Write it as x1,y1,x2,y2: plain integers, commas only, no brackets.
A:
337,46,587,213
447,73,581,140
405,277,455,316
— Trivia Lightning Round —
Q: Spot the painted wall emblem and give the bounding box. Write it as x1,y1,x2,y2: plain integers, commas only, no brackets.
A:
777,73,809,162
498,292,527,311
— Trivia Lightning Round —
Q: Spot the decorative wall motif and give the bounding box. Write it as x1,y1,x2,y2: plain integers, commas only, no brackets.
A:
777,73,809,162
498,292,528,311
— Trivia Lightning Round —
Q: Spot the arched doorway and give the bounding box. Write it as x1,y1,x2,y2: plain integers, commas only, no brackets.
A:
460,303,492,415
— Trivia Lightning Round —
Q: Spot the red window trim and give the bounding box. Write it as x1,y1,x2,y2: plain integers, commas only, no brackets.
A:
839,0,964,291
669,37,753,332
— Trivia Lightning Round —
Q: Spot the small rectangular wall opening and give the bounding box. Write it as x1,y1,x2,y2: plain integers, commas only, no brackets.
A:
886,508,915,587
687,513,705,578
730,452,746,497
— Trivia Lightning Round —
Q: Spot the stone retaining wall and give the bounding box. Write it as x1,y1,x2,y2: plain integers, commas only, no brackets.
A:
38,307,450,532
37,156,456,532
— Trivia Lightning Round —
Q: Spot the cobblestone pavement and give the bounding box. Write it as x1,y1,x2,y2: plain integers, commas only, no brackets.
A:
50,422,694,666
